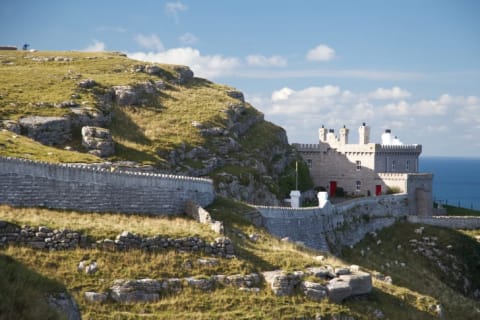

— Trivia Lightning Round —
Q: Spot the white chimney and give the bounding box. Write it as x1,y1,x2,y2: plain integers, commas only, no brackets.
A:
381,129,393,145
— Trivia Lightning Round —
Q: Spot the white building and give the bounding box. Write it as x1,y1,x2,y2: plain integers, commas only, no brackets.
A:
293,123,433,216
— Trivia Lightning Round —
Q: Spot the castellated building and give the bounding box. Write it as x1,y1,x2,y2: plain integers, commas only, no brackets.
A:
293,123,433,216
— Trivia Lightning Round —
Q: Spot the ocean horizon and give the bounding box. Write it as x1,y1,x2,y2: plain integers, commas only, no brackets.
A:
420,156,480,211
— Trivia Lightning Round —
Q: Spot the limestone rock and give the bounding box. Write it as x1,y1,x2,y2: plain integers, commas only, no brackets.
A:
18,116,71,145
110,279,161,303
46,292,81,320
301,281,328,301
339,271,372,296
306,266,335,279
0,120,21,134
84,291,107,303
326,278,352,303
77,79,96,89
186,277,214,291
226,90,245,103
81,126,114,157
172,66,194,84
262,270,301,296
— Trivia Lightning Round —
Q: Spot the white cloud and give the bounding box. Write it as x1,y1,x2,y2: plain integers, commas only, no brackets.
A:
246,54,287,67
369,86,411,100
179,32,198,45
128,47,240,79
271,87,294,101
412,99,447,116
134,34,165,52
306,44,336,62
166,1,188,22
83,40,106,52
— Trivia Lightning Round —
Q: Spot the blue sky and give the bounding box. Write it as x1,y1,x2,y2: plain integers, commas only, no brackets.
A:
1,0,479,157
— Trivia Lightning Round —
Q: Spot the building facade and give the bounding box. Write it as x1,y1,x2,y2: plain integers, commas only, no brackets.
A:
293,123,433,216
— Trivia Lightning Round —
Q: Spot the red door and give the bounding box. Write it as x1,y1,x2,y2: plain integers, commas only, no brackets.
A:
375,185,382,196
329,181,337,197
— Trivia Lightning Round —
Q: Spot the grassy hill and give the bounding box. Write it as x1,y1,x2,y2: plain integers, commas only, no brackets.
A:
1,50,480,319
1,202,480,319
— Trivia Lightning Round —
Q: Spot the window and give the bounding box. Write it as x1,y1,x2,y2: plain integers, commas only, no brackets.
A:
392,160,396,171
307,159,313,168
356,160,361,171
356,180,361,192
406,160,410,171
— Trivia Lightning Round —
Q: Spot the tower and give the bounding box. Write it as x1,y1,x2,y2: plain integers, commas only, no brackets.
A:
339,125,349,145
358,122,370,145
318,125,327,143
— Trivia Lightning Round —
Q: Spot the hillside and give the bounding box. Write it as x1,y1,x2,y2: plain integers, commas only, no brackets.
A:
1,202,480,319
1,50,480,319
0,50,311,204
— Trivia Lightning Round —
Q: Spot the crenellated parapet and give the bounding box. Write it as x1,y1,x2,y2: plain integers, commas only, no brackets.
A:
376,144,422,154
0,156,215,215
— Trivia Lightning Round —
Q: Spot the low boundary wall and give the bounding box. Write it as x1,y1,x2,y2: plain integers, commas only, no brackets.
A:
0,157,215,215
254,194,409,252
407,215,480,229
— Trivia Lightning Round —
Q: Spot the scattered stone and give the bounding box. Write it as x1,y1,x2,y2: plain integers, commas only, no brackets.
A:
306,266,335,279
81,126,114,157
85,261,98,275
186,277,214,291
84,291,107,303
326,278,352,303
78,79,96,89
46,292,81,320
197,258,219,267
313,255,325,262
301,281,328,301
335,267,350,276
262,270,302,296
110,279,161,303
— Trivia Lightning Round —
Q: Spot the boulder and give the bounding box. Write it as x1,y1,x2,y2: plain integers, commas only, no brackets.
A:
301,281,328,301
0,120,21,134
18,116,71,145
84,292,107,303
339,271,372,296
46,292,81,320
226,90,245,103
81,126,114,157
172,66,194,84
262,270,302,296
326,278,352,303
110,279,161,303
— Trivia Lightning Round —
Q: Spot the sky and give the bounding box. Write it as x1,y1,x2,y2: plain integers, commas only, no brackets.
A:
1,0,479,157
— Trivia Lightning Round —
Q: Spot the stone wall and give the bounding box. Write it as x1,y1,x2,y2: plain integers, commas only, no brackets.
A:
255,194,409,253
407,215,480,229
0,157,215,215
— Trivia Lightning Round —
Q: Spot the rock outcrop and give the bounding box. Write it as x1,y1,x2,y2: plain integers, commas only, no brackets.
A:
81,126,114,157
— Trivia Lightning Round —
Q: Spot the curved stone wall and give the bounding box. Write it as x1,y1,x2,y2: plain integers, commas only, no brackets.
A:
0,157,215,215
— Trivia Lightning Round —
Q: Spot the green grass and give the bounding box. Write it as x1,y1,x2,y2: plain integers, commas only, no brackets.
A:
1,201,480,319
0,130,101,163
342,221,480,319
444,204,480,216
0,51,260,168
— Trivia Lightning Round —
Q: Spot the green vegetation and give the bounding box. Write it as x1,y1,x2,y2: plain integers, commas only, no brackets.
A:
2,202,480,319
0,130,101,163
444,204,480,216
342,221,480,319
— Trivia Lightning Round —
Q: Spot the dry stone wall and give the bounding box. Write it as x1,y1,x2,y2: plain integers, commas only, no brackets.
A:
407,215,480,229
0,157,214,215
255,194,409,253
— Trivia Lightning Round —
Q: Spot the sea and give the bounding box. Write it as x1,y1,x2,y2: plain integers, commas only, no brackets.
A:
420,157,480,211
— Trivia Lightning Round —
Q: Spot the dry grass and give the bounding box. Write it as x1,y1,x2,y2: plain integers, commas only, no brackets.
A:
0,205,215,240
0,130,100,163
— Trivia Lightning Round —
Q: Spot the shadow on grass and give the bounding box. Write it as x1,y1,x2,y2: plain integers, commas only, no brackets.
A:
0,253,66,320
345,287,438,320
